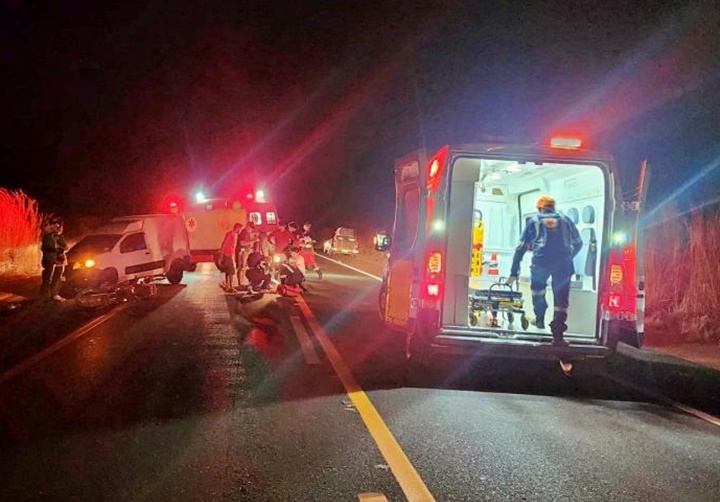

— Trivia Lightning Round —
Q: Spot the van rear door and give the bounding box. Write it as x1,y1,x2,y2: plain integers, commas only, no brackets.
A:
385,150,425,329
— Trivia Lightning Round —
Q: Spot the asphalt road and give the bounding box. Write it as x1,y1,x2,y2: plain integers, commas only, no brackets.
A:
1,259,719,501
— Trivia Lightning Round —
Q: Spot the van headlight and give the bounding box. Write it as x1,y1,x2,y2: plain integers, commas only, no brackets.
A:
74,258,96,270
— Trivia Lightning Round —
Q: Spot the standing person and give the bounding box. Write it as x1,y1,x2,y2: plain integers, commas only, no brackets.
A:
40,219,59,301
298,221,322,280
507,195,582,346
51,220,69,301
219,223,242,291
236,221,259,286
270,221,294,255
257,231,273,259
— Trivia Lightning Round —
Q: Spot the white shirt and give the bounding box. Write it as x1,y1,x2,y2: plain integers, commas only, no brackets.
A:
290,254,306,275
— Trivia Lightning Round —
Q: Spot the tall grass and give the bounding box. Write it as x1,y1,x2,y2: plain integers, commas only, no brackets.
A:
0,188,42,277
645,207,720,343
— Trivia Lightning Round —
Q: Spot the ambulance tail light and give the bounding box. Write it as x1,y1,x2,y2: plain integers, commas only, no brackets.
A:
423,251,443,299
604,244,637,317
427,251,442,274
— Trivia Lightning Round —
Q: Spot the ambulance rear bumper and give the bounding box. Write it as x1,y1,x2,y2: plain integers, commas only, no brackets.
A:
431,329,610,360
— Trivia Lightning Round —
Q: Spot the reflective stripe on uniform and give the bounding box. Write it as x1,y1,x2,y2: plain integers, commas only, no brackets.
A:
531,289,546,296
554,306,567,312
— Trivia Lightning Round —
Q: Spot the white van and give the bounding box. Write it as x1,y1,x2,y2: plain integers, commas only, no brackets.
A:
66,214,192,288
376,139,648,368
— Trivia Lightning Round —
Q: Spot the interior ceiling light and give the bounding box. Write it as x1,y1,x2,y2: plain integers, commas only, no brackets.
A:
489,171,502,181
506,163,521,173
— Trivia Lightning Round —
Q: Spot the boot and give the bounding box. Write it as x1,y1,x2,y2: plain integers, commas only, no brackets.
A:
550,320,569,347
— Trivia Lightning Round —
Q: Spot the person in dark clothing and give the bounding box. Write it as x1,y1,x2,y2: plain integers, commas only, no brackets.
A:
39,219,67,302
508,195,582,346
245,251,272,290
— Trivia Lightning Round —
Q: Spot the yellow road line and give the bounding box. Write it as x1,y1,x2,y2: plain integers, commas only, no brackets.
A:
0,306,123,386
289,315,322,365
295,295,436,502
359,493,390,501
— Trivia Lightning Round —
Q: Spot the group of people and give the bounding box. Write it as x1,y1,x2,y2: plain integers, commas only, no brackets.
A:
218,220,323,293
39,218,68,302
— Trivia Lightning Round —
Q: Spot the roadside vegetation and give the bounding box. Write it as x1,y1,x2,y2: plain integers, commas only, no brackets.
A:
0,188,42,278
645,207,720,344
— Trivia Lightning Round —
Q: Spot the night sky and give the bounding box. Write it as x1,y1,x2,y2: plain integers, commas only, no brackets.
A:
2,0,719,229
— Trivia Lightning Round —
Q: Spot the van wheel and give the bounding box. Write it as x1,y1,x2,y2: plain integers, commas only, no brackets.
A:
166,261,184,284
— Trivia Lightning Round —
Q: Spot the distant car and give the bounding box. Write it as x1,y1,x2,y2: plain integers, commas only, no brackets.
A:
323,227,359,256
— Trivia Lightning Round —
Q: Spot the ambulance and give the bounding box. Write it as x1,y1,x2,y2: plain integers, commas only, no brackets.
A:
163,189,280,263
375,138,648,369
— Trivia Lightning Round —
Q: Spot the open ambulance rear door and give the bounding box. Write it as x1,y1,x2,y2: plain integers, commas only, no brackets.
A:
382,149,426,330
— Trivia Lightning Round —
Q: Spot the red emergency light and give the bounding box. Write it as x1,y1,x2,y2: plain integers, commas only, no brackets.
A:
550,137,582,149
161,194,183,214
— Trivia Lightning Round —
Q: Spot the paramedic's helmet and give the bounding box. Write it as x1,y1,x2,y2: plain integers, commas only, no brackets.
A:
536,195,556,211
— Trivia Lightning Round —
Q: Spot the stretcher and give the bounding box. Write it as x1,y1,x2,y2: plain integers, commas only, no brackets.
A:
469,280,530,330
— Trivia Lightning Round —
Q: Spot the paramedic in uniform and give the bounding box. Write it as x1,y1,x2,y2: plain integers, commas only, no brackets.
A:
507,195,582,346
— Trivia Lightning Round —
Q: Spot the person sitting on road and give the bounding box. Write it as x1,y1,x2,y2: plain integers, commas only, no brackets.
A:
288,246,306,276
278,248,306,296
245,251,272,291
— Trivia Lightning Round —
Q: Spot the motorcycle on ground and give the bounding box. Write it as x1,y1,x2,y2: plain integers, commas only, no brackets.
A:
75,278,158,309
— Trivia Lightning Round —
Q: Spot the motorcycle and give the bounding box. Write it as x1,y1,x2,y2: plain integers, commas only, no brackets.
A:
76,278,158,309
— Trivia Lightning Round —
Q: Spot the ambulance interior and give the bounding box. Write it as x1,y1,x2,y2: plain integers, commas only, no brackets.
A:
443,157,608,341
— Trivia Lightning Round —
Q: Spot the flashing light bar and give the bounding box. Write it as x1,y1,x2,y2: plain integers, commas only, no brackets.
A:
550,137,582,149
